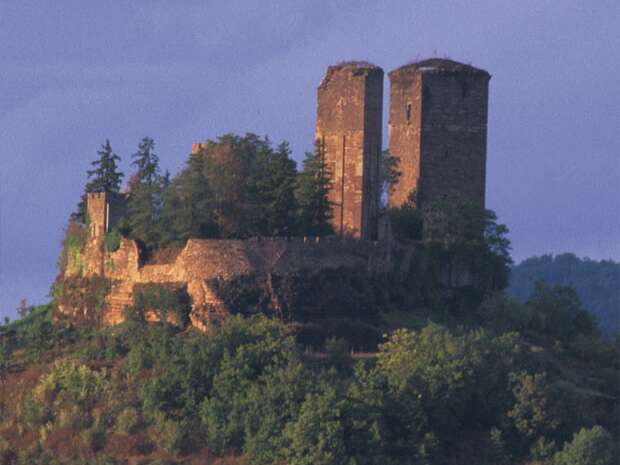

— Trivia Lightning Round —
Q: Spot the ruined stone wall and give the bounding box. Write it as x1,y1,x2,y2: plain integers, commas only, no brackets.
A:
60,232,395,330
388,59,490,208
316,62,383,239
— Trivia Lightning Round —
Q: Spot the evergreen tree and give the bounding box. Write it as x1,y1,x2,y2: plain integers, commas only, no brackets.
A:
85,139,124,193
296,141,333,236
73,139,124,222
160,150,218,244
126,138,165,249
131,137,160,185
251,141,298,236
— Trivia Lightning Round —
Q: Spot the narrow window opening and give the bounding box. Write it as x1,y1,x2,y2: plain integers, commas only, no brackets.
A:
406,103,412,122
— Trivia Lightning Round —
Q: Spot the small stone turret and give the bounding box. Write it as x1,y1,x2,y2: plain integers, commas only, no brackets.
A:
316,62,384,240
84,192,109,276
388,58,491,208
86,192,109,240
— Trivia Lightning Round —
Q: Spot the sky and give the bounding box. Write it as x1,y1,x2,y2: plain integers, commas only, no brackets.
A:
1,0,619,319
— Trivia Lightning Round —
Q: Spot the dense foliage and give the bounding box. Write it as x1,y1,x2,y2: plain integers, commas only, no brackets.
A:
76,134,334,251
0,281,617,464
509,253,620,334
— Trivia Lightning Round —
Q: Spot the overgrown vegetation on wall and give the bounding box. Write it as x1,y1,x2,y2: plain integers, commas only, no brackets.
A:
126,283,191,327
52,276,111,326
57,222,87,274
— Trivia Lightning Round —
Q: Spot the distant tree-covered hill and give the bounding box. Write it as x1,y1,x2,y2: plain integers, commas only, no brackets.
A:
509,253,620,334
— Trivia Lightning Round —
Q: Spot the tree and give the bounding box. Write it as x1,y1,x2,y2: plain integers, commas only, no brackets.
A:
381,149,401,205
250,141,299,236
388,190,423,240
423,201,512,292
131,137,160,185
554,426,616,465
85,139,124,193
73,139,124,222
126,138,166,248
160,148,218,244
296,141,333,236
284,386,349,465
526,282,598,342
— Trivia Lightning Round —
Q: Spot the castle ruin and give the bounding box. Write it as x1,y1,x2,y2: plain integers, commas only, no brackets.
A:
55,57,491,331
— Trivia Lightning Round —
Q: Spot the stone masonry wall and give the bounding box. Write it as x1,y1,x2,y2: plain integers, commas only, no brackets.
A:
316,62,383,239
61,234,394,331
388,59,490,208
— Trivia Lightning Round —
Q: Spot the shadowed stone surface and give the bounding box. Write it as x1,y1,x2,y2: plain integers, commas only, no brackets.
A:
388,58,490,208
315,62,383,239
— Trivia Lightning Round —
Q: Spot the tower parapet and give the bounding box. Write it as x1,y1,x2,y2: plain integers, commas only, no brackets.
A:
388,58,491,208
316,62,383,240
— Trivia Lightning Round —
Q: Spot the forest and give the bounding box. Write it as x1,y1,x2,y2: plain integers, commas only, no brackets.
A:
509,253,620,335
0,136,617,465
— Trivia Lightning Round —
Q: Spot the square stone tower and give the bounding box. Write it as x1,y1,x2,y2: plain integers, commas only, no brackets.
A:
86,192,110,240
315,62,383,239
388,59,491,208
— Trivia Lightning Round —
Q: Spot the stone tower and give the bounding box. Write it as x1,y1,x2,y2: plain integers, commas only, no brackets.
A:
86,192,109,240
388,58,491,208
84,192,109,276
315,62,383,240
84,192,126,276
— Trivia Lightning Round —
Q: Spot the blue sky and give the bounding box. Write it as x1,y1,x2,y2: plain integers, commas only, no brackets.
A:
1,0,618,318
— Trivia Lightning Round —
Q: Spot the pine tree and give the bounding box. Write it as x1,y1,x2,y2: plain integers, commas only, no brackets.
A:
131,137,160,185
126,138,165,249
73,139,124,222
85,139,124,193
296,141,333,236
251,141,298,236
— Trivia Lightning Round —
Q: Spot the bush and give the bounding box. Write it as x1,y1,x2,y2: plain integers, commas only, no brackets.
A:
153,414,185,454
0,437,16,465
115,407,141,434
58,221,87,273
33,359,108,406
131,283,191,327
58,404,91,429
284,387,348,465
325,337,349,369
104,229,122,252
554,426,615,465
82,423,107,452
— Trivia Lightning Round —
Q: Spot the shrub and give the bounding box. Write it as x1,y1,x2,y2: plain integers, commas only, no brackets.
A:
33,359,108,406
104,229,122,252
82,423,107,452
554,426,615,465
115,407,141,434
58,221,87,273
0,437,16,465
58,404,91,429
132,283,191,327
284,387,348,465
153,414,185,454
325,337,349,369
53,276,111,325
